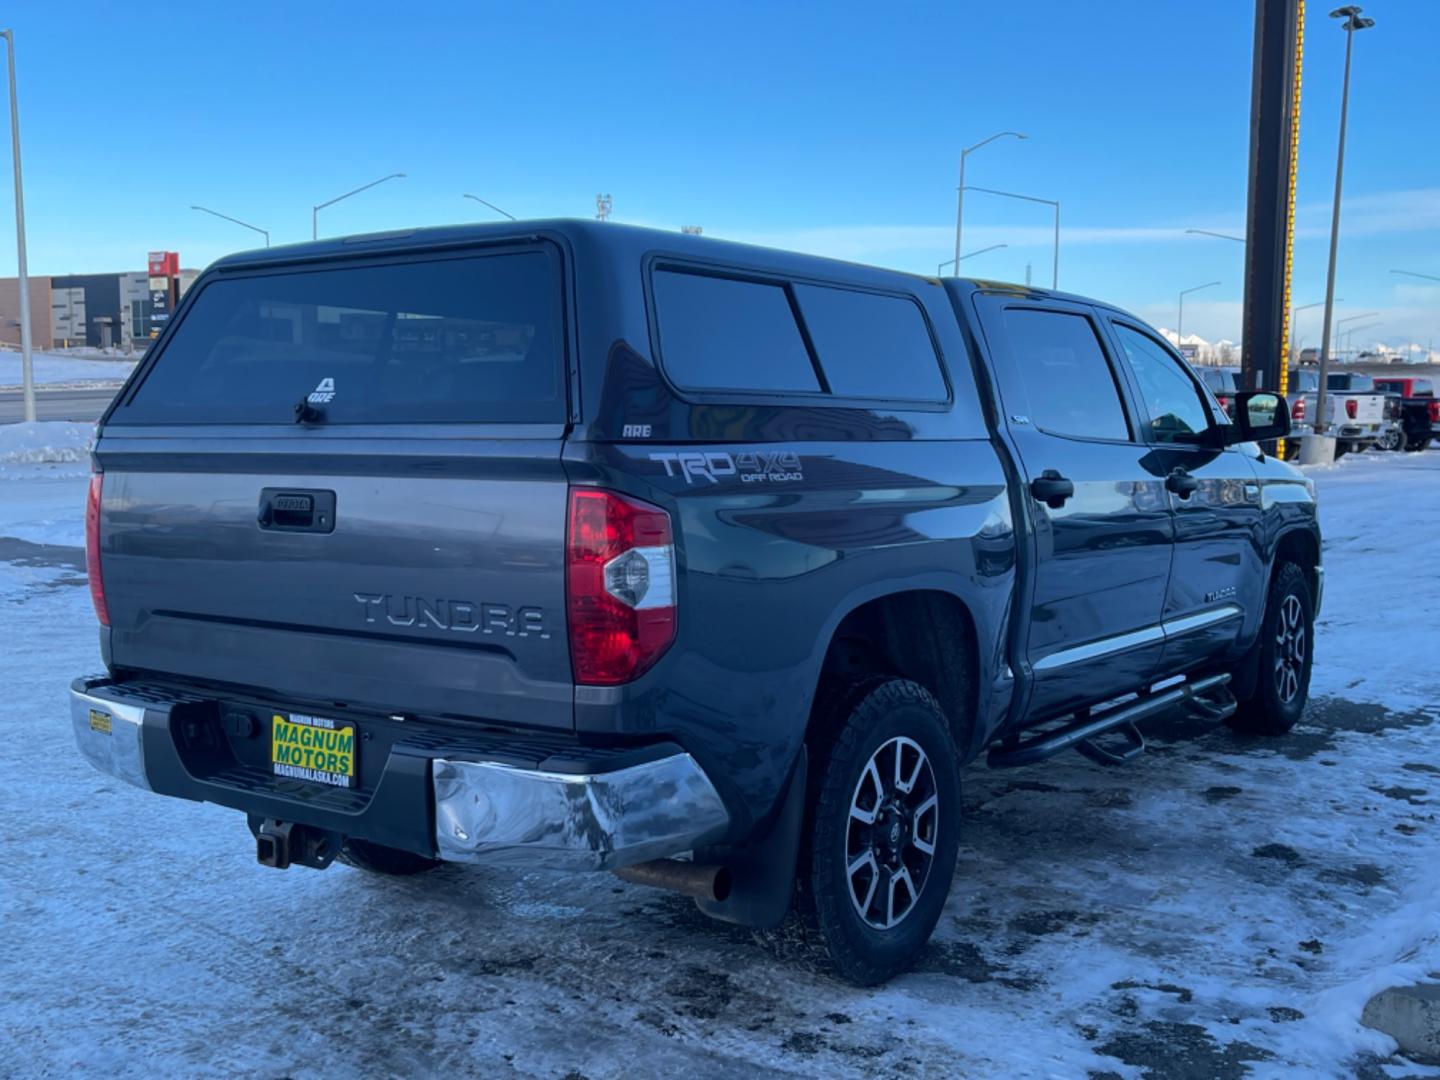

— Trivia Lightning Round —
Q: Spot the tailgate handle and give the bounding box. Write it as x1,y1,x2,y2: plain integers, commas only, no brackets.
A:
257,489,336,533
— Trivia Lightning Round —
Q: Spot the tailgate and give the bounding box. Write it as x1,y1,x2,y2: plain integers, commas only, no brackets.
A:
1353,394,1386,423
96,243,576,730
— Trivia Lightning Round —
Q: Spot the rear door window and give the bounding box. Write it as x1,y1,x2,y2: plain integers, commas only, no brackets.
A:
1001,308,1131,441
792,284,947,401
113,249,563,424
651,270,820,394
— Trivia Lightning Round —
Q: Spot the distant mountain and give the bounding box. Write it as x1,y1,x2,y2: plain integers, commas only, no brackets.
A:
1161,329,1439,365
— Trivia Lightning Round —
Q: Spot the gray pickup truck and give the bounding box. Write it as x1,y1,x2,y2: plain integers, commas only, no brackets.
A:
72,220,1319,984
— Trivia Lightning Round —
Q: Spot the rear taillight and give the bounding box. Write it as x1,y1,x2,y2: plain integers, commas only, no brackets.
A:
1429,401,1439,424
1345,398,1358,419
85,471,110,627
566,489,676,685
1217,395,1232,417
1291,396,1306,422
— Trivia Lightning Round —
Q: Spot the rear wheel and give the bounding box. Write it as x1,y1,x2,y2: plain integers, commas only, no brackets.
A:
1377,427,1404,452
1406,435,1432,452
795,678,961,986
1229,562,1314,736
338,838,442,876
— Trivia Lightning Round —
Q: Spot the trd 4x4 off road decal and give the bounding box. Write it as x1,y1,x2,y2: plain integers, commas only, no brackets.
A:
649,450,804,485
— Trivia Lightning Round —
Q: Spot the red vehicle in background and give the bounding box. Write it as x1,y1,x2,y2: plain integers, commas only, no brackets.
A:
1372,376,1437,452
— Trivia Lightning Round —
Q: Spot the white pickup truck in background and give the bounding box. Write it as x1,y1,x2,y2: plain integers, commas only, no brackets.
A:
1290,369,1392,455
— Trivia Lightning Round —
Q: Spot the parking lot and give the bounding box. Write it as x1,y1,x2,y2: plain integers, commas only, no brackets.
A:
1,441,1437,1078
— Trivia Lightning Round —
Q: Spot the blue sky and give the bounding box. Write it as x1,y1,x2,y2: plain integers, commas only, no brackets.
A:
2,1,1436,351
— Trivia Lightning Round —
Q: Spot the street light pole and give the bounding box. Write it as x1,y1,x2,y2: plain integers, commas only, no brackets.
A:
1327,310,1379,365
1289,299,1341,364
312,173,406,240
190,205,269,247
954,131,1026,272
1315,5,1375,437
1184,228,1246,243
1178,281,1223,353
463,193,516,221
1389,268,1440,283
1339,320,1381,360
962,185,1059,289
1,30,33,422
937,243,1008,276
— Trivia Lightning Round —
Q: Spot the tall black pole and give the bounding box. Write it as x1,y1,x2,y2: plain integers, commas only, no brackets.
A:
1240,0,1303,406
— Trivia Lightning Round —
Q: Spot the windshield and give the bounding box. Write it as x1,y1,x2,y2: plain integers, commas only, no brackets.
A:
113,249,563,425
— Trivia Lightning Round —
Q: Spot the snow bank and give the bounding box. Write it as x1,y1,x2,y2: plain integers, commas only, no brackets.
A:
0,420,92,468
0,424,92,545
0,350,136,388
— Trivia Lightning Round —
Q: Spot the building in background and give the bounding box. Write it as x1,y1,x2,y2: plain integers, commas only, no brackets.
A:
0,274,53,349
51,273,124,349
0,257,198,352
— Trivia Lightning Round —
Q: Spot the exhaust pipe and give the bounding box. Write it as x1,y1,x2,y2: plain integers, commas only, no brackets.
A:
614,859,733,903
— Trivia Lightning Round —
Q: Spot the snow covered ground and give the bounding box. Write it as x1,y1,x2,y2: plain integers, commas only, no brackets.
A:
0,350,136,389
1,429,1438,1078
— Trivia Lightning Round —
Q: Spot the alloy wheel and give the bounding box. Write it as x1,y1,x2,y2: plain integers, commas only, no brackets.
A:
846,736,940,930
1273,593,1306,704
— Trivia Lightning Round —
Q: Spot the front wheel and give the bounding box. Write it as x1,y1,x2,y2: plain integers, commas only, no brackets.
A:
797,678,961,986
1229,562,1314,735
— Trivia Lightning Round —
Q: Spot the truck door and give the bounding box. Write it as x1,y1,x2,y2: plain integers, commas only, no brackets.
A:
1101,318,1262,674
972,296,1173,719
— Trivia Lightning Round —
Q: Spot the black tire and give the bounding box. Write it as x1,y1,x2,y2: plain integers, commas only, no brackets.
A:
338,838,442,876
1406,436,1431,452
1377,427,1404,452
1334,441,1350,459
1229,562,1314,736
793,678,962,986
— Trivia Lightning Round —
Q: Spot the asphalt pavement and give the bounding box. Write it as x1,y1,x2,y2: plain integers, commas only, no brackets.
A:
0,386,117,423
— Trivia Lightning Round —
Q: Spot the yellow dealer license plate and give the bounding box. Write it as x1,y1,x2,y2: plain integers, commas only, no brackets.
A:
270,713,356,789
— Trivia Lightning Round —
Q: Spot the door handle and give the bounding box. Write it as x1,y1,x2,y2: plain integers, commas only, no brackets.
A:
257,488,336,533
1166,468,1200,498
1029,470,1075,509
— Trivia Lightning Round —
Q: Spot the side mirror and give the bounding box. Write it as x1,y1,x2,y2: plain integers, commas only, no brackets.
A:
1219,390,1290,445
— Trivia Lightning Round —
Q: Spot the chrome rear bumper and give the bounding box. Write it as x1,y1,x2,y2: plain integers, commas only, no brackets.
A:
432,754,731,870
71,682,152,792
70,677,729,871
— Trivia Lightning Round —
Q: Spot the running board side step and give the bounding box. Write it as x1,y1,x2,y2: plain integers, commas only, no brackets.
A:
987,673,1233,769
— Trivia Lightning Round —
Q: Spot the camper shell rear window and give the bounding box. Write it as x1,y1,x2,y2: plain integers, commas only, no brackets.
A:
112,247,564,425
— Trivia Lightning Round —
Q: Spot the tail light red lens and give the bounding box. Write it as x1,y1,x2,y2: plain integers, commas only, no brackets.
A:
566,489,676,685
85,472,110,627
1429,401,1440,424
1217,395,1232,417
1291,396,1306,422
1345,398,1358,419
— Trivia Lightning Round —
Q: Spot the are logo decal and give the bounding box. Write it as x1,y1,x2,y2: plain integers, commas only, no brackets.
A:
649,450,804,485
308,377,336,405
